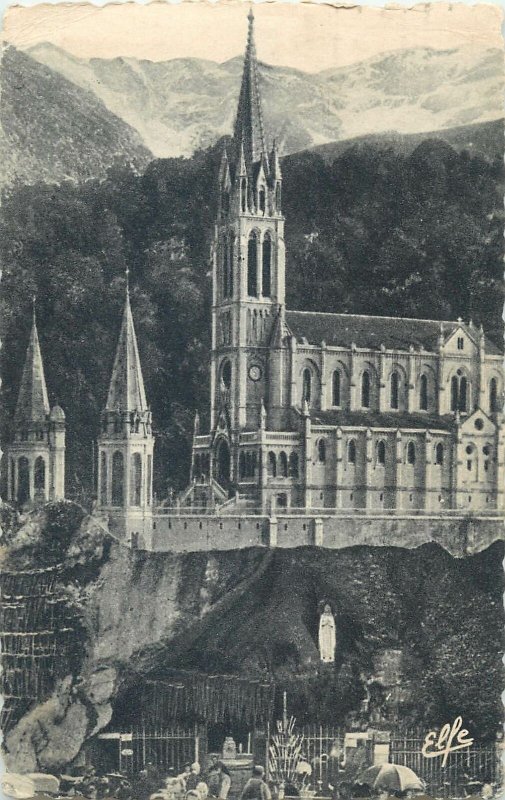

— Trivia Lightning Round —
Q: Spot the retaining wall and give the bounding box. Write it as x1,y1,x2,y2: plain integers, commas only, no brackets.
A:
147,513,503,557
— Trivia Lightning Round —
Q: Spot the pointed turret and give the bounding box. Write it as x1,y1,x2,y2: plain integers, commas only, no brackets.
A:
7,302,65,505
218,147,231,190
269,139,282,180
233,9,266,171
97,279,154,546
106,287,148,415
237,139,247,177
14,305,50,429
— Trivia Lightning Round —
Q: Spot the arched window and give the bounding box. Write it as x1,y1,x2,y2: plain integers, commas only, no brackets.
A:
489,378,498,413
259,187,266,214
318,439,326,463
100,452,108,505
451,376,459,412
239,452,246,479
289,452,299,478
302,368,311,404
407,442,416,465
361,371,371,408
332,370,341,407
377,440,386,466
112,451,124,506
130,453,142,506
390,372,399,409
241,178,247,213
247,232,258,297
221,359,232,389
17,456,30,505
34,456,45,499
268,451,277,478
279,451,288,478
262,233,272,298
420,374,428,411
251,452,257,476
465,443,476,480
194,454,201,480
222,191,229,215
348,439,356,464
459,376,468,412
435,443,443,466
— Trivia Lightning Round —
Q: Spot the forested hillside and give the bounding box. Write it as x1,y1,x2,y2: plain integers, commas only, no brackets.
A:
0,135,502,498
0,47,152,189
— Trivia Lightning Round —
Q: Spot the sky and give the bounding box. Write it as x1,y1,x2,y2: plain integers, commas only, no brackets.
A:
3,1,503,72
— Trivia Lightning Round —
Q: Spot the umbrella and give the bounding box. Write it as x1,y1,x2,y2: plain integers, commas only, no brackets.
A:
357,763,424,792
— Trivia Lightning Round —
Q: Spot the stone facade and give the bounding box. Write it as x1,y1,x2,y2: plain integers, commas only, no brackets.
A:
96,287,154,543
6,309,66,506
187,11,505,516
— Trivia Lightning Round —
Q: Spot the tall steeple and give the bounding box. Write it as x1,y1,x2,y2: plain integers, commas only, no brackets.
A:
233,9,267,170
105,281,148,415
14,303,50,428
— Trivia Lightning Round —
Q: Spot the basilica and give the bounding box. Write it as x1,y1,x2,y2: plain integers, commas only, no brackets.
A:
4,11,505,540
184,10,505,516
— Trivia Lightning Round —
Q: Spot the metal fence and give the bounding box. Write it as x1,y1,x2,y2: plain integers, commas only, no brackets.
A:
390,729,499,798
100,726,203,776
299,725,345,791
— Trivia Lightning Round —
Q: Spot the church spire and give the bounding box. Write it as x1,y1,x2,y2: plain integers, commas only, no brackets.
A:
14,301,50,428
106,283,148,413
233,8,266,170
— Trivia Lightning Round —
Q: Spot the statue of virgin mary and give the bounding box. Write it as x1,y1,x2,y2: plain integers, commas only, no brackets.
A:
319,603,336,663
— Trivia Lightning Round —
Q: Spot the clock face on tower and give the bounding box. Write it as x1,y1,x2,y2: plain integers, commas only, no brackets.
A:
248,365,262,382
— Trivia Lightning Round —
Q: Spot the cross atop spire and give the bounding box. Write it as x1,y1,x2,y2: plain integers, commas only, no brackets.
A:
233,8,267,171
106,289,148,414
14,304,50,427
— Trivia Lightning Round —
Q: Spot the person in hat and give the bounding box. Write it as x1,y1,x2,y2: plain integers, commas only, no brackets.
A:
240,766,271,800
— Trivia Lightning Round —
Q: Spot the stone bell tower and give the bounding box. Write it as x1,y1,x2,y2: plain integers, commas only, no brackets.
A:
97,280,154,546
211,9,285,445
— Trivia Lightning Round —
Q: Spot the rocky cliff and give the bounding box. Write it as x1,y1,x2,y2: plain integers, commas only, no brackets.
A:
1,503,503,773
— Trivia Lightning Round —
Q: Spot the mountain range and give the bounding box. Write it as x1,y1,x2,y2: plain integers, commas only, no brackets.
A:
28,42,503,159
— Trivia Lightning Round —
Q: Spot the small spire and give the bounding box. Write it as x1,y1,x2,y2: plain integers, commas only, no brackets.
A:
260,398,266,427
193,411,200,435
218,147,231,189
302,398,309,417
106,290,148,414
125,266,130,297
14,303,50,427
270,139,282,180
238,138,247,177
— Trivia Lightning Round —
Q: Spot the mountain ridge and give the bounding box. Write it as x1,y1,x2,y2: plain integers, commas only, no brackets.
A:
27,41,503,159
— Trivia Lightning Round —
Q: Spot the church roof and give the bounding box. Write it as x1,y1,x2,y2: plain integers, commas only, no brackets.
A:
286,310,502,355
233,10,266,171
14,310,50,428
106,290,148,413
310,409,455,431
